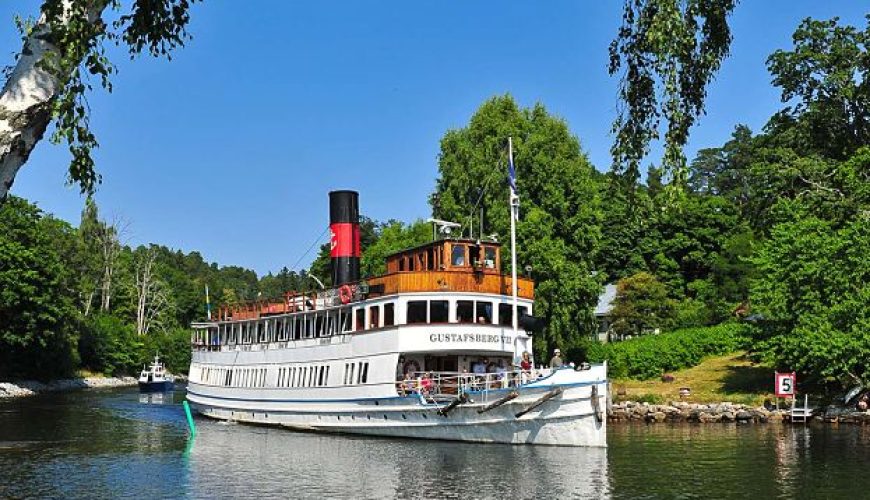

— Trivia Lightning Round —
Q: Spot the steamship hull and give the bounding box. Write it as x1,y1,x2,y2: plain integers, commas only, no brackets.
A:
187,380,606,447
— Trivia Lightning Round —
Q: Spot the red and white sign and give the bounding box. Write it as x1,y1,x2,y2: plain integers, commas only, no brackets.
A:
775,372,796,398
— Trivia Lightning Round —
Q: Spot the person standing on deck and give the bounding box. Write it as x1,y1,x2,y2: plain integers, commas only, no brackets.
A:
549,349,563,369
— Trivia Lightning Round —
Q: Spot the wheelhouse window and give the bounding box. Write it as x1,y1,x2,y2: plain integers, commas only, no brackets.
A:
484,246,497,269
451,244,466,266
457,300,474,323
469,245,480,268
384,303,395,326
406,301,427,324
499,304,513,326
430,300,449,323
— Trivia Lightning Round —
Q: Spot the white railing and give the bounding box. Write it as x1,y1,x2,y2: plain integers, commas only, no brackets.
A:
396,369,546,400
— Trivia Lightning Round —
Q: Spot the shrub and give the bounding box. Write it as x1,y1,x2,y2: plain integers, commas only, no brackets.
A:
580,323,750,380
140,328,191,375
79,314,143,376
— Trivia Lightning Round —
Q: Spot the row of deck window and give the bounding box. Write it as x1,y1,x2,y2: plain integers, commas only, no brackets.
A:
277,365,329,388
194,361,371,388
200,366,267,388
194,300,530,347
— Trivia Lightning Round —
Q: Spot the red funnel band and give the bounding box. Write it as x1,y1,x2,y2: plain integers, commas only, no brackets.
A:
330,223,360,258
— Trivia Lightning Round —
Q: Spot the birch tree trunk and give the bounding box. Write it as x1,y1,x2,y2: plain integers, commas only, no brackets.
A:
0,2,108,201
135,248,169,336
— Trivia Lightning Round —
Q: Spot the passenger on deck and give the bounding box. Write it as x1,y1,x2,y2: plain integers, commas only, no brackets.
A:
420,372,433,395
396,356,406,381
518,351,532,384
549,348,563,369
401,372,415,395
473,358,487,390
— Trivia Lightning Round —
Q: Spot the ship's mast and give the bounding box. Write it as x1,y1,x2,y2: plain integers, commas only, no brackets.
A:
509,137,519,337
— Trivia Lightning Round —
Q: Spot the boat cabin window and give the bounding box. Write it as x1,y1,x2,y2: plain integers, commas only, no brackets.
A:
426,247,436,270
484,246,497,268
294,316,303,340
457,300,474,323
476,301,493,324
384,303,395,326
430,300,449,323
451,244,466,266
406,301,427,324
369,305,380,329
341,309,352,332
355,308,365,331
469,244,480,268
457,300,492,323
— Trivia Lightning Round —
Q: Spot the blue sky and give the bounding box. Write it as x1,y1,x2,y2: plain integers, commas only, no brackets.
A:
2,1,867,275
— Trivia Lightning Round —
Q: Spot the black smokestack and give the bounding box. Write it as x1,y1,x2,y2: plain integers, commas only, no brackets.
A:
329,190,360,286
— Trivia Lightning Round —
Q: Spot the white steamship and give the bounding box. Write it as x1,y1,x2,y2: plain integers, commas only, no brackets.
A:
187,190,608,447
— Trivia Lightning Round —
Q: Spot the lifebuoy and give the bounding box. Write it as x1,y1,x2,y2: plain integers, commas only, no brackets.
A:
339,284,353,304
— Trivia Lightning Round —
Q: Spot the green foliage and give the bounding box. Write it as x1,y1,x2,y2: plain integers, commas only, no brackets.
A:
751,215,870,387
609,0,737,189
0,196,79,379
79,313,142,376
582,323,750,380
14,0,200,198
431,95,602,356
766,15,870,160
610,272,677,336
140,328,191,375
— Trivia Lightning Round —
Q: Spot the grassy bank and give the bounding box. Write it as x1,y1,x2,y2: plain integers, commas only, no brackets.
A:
612,351,773,406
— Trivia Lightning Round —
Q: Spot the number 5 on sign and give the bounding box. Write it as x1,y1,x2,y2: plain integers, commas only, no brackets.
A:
775,372,796,398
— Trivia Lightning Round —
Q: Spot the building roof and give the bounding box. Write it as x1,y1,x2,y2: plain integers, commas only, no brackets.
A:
594,284,617,316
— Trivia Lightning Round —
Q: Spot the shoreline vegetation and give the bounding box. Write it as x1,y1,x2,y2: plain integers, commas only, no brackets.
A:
2,14,869,402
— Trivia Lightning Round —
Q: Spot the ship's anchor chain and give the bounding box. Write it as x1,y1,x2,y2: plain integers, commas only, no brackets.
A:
515,387,563,418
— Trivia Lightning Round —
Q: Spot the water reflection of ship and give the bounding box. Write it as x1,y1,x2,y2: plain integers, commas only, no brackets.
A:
186,420,609,498
138,392,170,405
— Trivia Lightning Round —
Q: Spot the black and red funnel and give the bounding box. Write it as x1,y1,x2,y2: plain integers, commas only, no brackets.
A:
329,190,360,286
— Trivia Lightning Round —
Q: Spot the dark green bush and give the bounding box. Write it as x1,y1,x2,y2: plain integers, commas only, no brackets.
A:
140,328,191,375
580,323,750,380
79,314,143,376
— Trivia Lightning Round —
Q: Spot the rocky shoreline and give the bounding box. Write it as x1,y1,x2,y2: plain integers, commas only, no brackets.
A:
609,400,870,425
0,376,139,399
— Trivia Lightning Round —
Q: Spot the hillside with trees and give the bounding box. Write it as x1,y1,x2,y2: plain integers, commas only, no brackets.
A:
1,13,867,393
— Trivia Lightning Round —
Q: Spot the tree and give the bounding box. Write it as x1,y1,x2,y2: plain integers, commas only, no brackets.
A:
0,196,79,378
609,271,676,337
751,215,870,388
766,15,870,160
431,95,602,355
0,0,198,202
133,246,172,335
609,0,737,190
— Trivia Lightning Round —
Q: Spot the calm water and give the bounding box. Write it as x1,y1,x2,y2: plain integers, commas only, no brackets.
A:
2,388,870,499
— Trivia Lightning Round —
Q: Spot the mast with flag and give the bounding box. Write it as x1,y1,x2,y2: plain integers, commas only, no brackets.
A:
205,284,212,320
508,137,519,336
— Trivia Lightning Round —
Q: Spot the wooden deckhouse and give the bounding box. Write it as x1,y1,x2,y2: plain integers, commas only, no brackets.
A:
209,238,533,323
